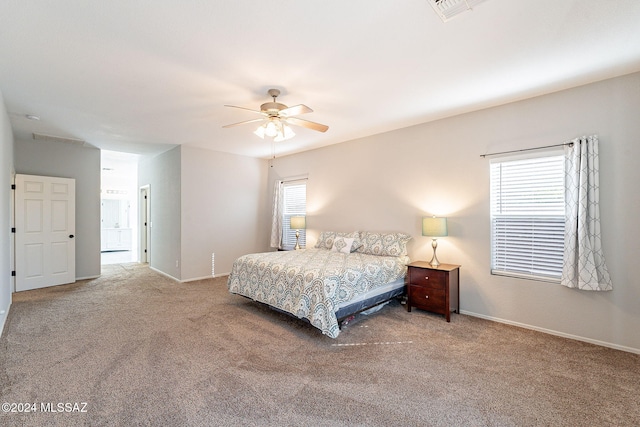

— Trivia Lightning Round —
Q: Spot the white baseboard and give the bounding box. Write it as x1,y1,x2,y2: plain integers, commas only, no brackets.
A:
0,300,10,339
460,310,640,355
149,266,180,282
76,275,100,281
146,267,229,283
181,272,229,283
181,275,211,283
0,314,7,339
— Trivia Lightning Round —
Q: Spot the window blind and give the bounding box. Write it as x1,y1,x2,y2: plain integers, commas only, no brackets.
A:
490,155,565,281
282,181,306,248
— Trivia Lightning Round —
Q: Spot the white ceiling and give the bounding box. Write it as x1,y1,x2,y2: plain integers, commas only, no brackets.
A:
1,0,639,159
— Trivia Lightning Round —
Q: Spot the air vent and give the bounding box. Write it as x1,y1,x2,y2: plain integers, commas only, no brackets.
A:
428,0,489,22
32,132,87,146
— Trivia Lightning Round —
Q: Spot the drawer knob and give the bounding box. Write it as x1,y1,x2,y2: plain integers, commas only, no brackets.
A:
425,276,429,280
425,295,429,299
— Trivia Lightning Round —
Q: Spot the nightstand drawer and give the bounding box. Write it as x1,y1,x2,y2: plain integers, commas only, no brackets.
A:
408,284,446,313
410,268,446,289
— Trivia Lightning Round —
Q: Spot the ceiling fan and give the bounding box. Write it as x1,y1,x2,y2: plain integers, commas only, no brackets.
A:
223,89,328,142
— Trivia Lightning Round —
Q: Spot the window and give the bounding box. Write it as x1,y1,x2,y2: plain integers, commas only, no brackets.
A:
282,180,306,248
490,153,564,281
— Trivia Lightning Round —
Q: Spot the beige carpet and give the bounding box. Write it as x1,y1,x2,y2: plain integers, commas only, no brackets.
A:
1,263,638,426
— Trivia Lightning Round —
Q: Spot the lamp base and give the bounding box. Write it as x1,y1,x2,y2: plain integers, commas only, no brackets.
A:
294,230,301,250
429,238,441,267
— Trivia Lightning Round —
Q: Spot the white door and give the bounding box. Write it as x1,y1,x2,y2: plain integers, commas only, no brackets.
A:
15,174,76,292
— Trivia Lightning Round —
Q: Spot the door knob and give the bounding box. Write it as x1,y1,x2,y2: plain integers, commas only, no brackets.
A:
69,234,75,238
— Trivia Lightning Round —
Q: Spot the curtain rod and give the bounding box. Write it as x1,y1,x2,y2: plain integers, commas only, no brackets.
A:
279,176,308,183
480,142,573,158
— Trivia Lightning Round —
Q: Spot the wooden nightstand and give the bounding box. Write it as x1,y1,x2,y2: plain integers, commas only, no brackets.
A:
406,261,460,322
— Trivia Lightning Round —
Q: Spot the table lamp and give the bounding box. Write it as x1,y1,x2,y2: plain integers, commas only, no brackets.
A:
290,216,306,250
422,216,448,267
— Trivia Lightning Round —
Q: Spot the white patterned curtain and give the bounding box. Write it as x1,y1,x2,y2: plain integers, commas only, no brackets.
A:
561,135,612,291
269,180,284,248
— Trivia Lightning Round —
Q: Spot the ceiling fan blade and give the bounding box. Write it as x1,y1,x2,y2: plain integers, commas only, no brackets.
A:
279,104,313,117
285,117,329,133
224,105,266,115
222,118,266,128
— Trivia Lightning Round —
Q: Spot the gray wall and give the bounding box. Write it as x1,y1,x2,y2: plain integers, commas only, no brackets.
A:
268,71,640,353
14,138,101,280
0,90,14,335
139,146,182,280
180,146,269,280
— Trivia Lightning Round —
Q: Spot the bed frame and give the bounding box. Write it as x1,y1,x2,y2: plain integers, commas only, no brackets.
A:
335,280,406,325
238,279,407,331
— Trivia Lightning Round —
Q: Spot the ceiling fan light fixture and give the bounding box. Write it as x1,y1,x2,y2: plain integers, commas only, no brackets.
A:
265,120,279,137
274,124,295,142
224,88,328,140
253,125,266,139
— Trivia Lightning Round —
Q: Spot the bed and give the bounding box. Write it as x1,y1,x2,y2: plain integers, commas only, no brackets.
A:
227,231,411,338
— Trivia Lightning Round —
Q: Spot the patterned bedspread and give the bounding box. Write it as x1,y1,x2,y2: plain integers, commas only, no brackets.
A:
227,249,410,338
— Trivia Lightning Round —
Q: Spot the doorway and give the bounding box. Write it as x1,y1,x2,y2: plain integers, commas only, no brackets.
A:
139,185,150,264
101,151,139,265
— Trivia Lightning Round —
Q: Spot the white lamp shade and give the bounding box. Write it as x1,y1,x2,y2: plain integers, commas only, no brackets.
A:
290,216,306,230
253,125,266,138
265,120,278,137
274,124,295,142
422,217,448,237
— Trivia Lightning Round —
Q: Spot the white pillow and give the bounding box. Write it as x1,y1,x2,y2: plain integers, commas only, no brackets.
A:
331,237,355,254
